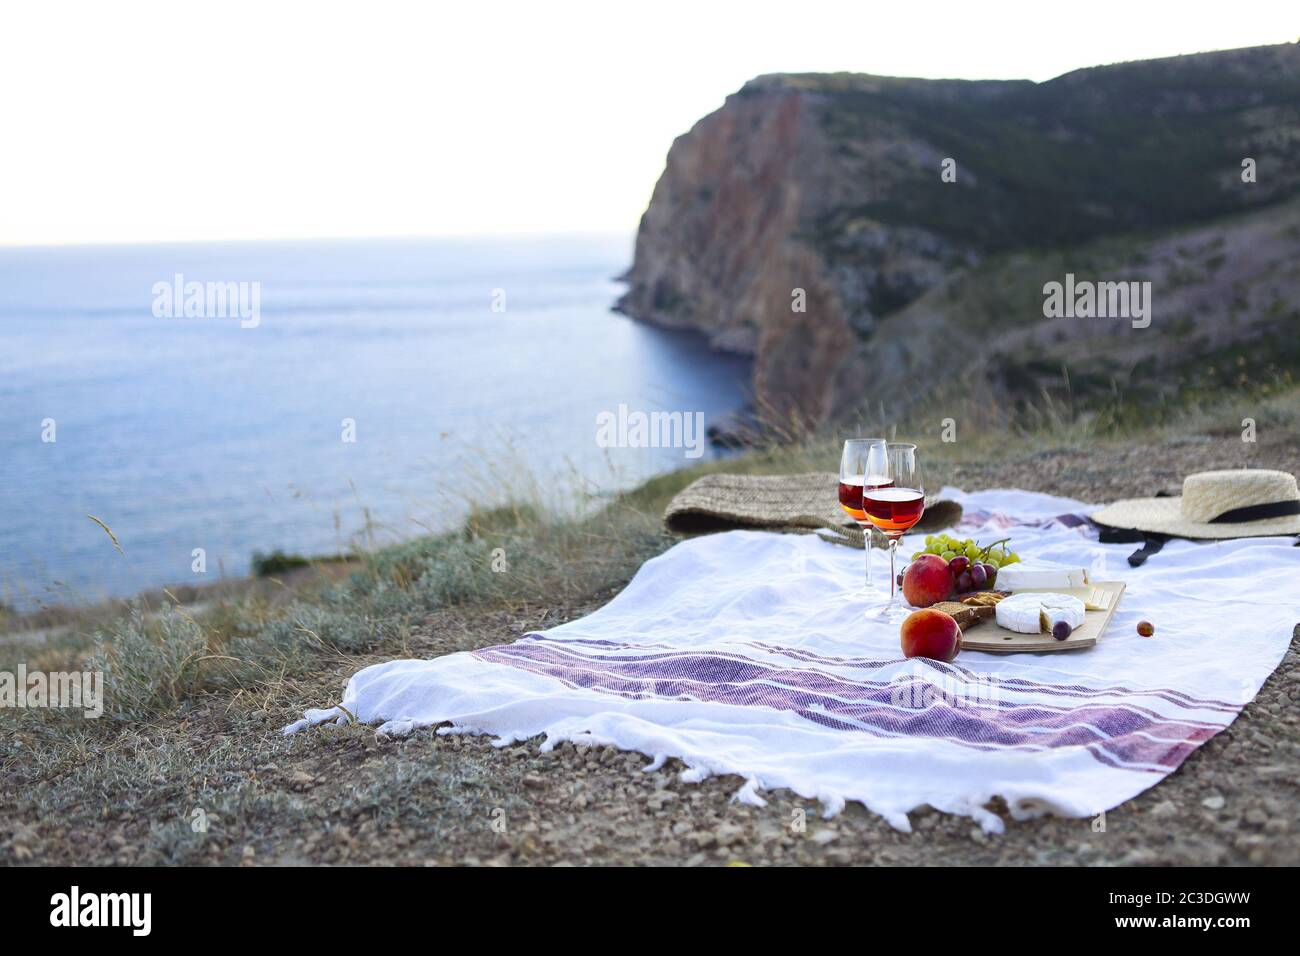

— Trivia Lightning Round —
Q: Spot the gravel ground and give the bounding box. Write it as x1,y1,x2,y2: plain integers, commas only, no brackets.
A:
4,435,1298,865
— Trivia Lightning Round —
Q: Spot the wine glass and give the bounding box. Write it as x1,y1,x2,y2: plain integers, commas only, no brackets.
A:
838,438,888,596
862,442,924,621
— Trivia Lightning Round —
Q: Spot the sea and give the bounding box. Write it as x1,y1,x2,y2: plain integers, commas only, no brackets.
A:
0,235,750,611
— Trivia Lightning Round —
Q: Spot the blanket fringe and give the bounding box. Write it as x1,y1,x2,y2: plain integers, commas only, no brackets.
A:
642,753,667,772
377,717,415,739
732,778,768,808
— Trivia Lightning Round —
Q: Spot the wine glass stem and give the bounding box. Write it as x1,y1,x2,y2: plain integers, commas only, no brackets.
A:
887,537,899,607
863,527,872,589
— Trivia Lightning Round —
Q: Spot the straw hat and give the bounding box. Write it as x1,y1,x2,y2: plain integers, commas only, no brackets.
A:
1092,469,1300,539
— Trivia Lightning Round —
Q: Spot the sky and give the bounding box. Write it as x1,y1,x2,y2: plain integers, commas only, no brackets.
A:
0,0,1295,245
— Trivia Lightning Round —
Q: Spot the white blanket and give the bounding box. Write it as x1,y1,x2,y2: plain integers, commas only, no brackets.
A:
285,488,1298,832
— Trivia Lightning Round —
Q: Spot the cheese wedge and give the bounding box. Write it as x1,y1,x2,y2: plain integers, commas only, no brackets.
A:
995,592,1087,634
996,560,1088,591
1012,584,1111,611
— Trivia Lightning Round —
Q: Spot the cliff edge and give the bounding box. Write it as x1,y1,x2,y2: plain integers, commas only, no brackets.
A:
617,44,1300,425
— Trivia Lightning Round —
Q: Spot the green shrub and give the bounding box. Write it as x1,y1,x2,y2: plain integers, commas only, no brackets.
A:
250,549,311,577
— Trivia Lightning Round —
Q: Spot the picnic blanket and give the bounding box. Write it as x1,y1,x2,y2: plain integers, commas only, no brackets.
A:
284,488,1299,832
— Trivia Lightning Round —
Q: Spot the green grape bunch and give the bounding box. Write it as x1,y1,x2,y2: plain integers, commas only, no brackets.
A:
903,534,1021,593
912,534,1020,568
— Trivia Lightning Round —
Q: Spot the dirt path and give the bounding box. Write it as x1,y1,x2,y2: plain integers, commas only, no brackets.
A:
4,436,1298,865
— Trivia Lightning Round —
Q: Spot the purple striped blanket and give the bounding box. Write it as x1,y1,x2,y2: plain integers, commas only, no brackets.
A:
287,488,1297,832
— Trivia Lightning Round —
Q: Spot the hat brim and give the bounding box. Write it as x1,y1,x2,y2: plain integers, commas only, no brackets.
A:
1092,496,1300,539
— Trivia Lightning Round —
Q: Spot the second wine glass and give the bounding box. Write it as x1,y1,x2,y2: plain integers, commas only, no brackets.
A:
863,442,925,621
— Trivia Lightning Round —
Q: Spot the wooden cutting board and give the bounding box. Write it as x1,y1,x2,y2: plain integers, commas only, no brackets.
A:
959,581,1126,654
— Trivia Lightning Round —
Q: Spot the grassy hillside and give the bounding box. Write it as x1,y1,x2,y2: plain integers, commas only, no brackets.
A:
806,43,1300,253
4,393,1298,865
852,193,1300,424
5,380,1296,717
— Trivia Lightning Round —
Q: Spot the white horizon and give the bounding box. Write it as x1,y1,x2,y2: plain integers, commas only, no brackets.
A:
1,0,1294,247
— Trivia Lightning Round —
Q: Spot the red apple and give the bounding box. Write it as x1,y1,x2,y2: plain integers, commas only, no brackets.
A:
902,554,953,608
900,609,962,662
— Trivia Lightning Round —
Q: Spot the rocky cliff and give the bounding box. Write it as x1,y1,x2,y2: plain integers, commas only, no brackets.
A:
616,43,1300,426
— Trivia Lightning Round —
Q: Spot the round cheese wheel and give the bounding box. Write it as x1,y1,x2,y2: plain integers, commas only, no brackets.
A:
995,592,1086,634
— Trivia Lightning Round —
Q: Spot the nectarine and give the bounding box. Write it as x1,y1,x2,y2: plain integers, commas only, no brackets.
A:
902,554,952,608
900,609,961,662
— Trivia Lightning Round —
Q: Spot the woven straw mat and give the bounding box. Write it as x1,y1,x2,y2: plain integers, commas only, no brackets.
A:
663,472,963,549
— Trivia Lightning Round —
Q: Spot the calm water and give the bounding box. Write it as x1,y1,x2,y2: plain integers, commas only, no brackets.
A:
0,236,750,610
